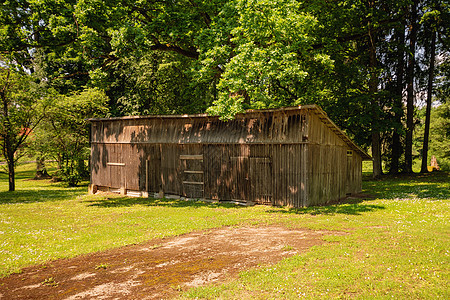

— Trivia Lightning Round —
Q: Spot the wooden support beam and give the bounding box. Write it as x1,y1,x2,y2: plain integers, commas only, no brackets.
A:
145,159,149,196
180,154,203,160
182,181,204,185
107,162,125,166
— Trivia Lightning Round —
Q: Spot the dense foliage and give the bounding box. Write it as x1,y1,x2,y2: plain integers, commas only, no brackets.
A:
0,66,49,191
415,101,450,169
28,88,108,185
0,0,449,187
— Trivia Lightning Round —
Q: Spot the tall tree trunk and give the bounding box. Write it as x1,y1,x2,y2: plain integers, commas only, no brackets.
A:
405,1,418,173
3,129,16,192
368,21,382,178
7,148,15,192
34,156,50,179
0,71,15,191
3,126,16,192
57,154,62,170
420,29,436,173
389,22,406,174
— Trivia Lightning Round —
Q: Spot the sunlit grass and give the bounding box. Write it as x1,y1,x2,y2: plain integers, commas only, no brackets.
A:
1,164,279,276
362,159,423,176
1,163,449,299
182,172,449,299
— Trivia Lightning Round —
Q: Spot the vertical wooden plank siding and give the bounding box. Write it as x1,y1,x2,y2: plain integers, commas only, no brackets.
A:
306,111,363,205
180,144,204,198
89,106,368,206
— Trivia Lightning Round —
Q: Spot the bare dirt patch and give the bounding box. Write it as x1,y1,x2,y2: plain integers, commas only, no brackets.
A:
0,226,341,299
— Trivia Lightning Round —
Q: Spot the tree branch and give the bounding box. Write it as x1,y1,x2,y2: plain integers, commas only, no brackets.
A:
133,6,154,24
187,0,211,27
3,39,76,54
0,69,11,95
150,43,199,59
312,16,404,50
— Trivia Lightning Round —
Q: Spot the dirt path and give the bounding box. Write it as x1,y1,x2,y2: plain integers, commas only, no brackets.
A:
0,226,340,299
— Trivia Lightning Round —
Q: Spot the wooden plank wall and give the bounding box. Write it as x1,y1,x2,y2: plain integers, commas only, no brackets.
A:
90,110,308,145
160,144,181,194
202,144,307,206
91,142,309,206
90,143,141,191
180,144,204,198
139,144,161,193
203,144,250,202
307,144,347,206
306,112,363,205
348,153,363,194
89,107,363,207
271,144,308,207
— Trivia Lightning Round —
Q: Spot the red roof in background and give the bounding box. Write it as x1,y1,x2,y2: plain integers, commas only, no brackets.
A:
19,128,32,136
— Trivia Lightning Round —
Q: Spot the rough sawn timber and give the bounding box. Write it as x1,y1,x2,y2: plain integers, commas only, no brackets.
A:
89,105,371,207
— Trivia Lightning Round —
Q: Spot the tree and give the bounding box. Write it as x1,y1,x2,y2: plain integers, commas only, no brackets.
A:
304,0,409,176
0,0,90,90
388,20,407,174
0,67,47,191
420,27,437,173
405,0,420,173
92,52,214,117
419,1,450,172
29,88,108,185
3,0,448,181
415,101,450,170
366,0,383,178
202,0,334,118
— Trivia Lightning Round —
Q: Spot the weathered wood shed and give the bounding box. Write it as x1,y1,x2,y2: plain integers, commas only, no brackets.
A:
89,105,371,207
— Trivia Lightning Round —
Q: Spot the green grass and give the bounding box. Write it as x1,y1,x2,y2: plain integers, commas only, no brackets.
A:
182,171,449,299
1,163,449,299
362,158,424,175
0,163,282,276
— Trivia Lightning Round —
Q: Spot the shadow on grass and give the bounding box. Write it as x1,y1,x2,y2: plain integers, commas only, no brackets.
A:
88,195,384,215
0,184,88,205
266,198,385,216
363,171,450,200
87,196,245,209
0,162,49,181
0,162,89,205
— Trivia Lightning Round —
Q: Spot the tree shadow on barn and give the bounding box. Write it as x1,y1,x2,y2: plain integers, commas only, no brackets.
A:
265,197,385,216
86,196,246,209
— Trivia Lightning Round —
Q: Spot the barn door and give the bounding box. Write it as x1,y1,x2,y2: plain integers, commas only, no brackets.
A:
180,146,204,199
108,144,126,192
249,157,273,204
229,155,249,202
144,145,162,196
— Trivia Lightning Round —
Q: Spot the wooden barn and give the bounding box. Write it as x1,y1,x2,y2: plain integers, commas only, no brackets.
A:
88,105,371,207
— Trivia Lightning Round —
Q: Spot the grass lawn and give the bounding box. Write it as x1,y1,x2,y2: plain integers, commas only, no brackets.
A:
0,163,449,298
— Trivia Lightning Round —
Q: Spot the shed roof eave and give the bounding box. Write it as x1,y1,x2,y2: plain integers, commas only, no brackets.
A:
307,105,372,161
86,104,321,122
